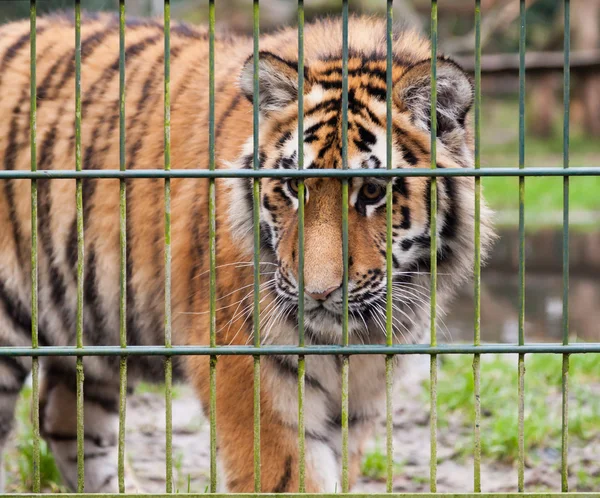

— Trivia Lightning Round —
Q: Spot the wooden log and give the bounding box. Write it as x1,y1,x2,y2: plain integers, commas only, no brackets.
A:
454,49,600,76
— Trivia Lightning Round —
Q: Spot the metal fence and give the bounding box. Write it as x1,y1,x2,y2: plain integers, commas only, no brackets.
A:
1,0,599,496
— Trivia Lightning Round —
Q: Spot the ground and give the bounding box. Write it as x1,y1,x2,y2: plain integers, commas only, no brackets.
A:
4,354,599,493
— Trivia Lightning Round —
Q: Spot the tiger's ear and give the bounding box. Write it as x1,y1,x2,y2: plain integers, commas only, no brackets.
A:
394,58,473,139
240,51,309,114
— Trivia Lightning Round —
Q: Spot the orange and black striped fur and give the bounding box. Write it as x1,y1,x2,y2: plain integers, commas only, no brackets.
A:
0,13,494,492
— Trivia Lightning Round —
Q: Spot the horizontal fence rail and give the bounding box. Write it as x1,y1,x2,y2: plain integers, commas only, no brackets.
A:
0,343,599,357
5,494,600,498
0,166,599,179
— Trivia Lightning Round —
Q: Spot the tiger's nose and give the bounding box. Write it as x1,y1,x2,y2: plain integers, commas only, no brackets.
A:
306,286,339,302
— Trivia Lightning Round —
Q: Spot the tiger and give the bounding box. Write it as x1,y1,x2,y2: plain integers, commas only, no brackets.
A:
0,12,494,493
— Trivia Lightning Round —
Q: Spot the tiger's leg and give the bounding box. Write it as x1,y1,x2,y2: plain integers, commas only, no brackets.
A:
348,423,374,490
40,362,121,492
0,356,30,492
189,355,325,493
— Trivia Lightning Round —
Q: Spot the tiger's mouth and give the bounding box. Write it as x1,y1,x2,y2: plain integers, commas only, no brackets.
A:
272,286,389,336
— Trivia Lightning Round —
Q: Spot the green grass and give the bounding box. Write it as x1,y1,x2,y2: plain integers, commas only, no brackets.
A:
4,387,65,493
483,176,600,216
135,381,183,399
360,440,404,481
479,97,600,225
427,353,600,464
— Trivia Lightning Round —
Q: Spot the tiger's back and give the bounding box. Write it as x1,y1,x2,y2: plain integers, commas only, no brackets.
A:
0,14,241,369
0,14,248,490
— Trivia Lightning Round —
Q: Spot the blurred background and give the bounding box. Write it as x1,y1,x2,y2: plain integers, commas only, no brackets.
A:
1,0,600,494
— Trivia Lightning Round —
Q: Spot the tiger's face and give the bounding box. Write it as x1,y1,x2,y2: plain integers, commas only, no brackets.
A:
230,52,492,341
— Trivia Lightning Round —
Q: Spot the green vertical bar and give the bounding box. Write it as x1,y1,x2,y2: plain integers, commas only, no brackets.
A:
74,0,85,492
117,0,127,492
385,0,394,492
561,0,570,492
517,0,526,492
473,0,482,493
296,0,306,491
208,0,217,493
429,0,438,493
340,0,350,493
29,0,40,492
252,0,261,491
163,0,173,493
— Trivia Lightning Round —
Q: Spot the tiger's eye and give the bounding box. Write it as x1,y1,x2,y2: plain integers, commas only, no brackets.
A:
360,183,384,202
288,179,300,196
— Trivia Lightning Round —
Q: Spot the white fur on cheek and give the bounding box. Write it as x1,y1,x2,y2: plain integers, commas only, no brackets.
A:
224,137,256,253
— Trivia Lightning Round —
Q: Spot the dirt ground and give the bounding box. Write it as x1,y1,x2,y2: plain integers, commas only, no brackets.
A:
117,357,599,494
4,356,598,493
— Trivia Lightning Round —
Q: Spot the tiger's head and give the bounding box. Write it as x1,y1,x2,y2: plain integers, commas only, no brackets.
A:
228,39,494,343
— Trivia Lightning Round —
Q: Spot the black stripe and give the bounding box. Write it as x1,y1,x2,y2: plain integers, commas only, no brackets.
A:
84,390,119,414
6,32,60,152
68,34,161,157
268,355,327,394
84,246,104,346
0,280,49,348
126,47,185,344
0,383,23,395
70,34,164,333
354,139,371,153
273,456,293,493
48,26,114,104
215,94,241,146
125,187,137,346
0,280,31,337
130,45,184,169
35,115,67,339
0,282,32,383
34,28,116,325
319,65,386,81
400,205,411,230
43,362,118,407
276,130,292,149
305,98,339,117
44,432,115,448
260,221,276,253
38,180,74,340
2,86,29,267
0,355,29,385
401,144,418,165
98,474,117,491
2,180,23,267
171,22,206,40
38,124,58,170
82,33,161,120
304,93,383,130
67,450,109,463
329,411,374,428
318,79,387,101
188,184,204,311
393,124,427,155
0,26,47,88
401,239,413,251
440,177,458,241
66,218,78,274
74,35,163,257
171,64,198,109
36,57,68,106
